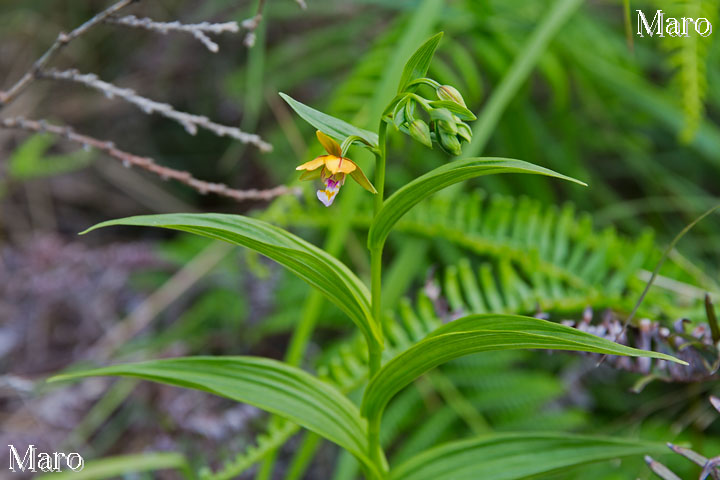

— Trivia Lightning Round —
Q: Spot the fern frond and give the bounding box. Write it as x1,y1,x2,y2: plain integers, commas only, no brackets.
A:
658,0,719,142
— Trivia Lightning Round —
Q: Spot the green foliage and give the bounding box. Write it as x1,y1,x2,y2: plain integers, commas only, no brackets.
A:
396,32,444,93
367,158,587,250
36,453,191,480
82,213,382,347
8,133,93,179
280,92,379,148
388,432,666,480
33,4,720,476
361,314,684,422
657,0,719,142
51,356,380,476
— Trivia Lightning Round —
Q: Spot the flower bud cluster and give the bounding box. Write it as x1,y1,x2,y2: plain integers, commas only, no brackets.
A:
388,79,475,155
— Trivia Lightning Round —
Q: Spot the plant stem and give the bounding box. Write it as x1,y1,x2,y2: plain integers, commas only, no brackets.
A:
369,247,384,377
367,119,388,477
374,120,387,214
369,119,388,379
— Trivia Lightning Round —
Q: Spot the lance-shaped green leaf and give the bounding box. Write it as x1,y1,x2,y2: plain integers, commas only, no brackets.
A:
279,92,378,148
367,158,586,249
389,432,666,480
397,32,443,93
50,356,379,476
82,214,382,346
362,314,685,421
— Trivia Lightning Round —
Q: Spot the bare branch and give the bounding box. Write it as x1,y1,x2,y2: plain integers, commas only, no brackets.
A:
0,0,138,109
1,117,298,202
240,0,267,47
39,68,272,152
106,15,239,52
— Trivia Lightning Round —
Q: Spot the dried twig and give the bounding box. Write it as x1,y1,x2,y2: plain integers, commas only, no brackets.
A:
39,68,272,152
0,0,138,108
239,0,267,47
106,15,239,52
1,117,298,202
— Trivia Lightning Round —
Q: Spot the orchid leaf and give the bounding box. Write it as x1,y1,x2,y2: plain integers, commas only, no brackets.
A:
50,357,378,476
367,157,587,249
279,92,378,148
389,432,666,480
82,214,382,346
362,314,685,422
397,32,443,93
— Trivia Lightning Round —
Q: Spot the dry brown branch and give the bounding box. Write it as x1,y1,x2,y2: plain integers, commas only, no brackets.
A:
105,15,240,52
1,117,299,202
0,0,138,108
39,68,272,152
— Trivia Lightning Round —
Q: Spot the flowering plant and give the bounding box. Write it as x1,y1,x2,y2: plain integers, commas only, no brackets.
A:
51,32,684,480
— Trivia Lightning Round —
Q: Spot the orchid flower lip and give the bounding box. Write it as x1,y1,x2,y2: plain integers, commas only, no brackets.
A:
317,183,340,207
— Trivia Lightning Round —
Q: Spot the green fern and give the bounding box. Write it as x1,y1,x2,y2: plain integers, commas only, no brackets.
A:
655,0,719,142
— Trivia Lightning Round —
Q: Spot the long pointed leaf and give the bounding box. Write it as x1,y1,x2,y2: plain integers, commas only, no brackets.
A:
82,213,382,345
389,432,666,480
367,157,587,249
397,32,444,93
362,314,685,421
50,356,378,475
279,93,378,148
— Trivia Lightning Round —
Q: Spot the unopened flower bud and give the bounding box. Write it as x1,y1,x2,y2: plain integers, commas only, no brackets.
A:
438,130,462,155
409,119,432,148
457,122,472,143
392,100,407,130
431,108,457,135
437,85,466,107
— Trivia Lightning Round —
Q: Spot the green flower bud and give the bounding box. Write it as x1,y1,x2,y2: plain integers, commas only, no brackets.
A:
457,122,473,143
408,119,433,148
437,85,466,107
438,130,462,155
392,99,407,130
404,100,416,121
431,108,457,135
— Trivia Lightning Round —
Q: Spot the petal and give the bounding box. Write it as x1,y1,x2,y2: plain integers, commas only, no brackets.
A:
350,167,377,194
325,157,357,174
296,155,332,171
316,185,340,207
316,130,342,157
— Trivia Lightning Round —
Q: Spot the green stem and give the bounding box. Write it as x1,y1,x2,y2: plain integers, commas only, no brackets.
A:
369,247,384,377
367,414,383,476
374,121,387,214
367,119,388,477
369,119,388,380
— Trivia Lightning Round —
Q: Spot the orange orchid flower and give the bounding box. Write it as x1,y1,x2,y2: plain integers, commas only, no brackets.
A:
296,131,376,206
